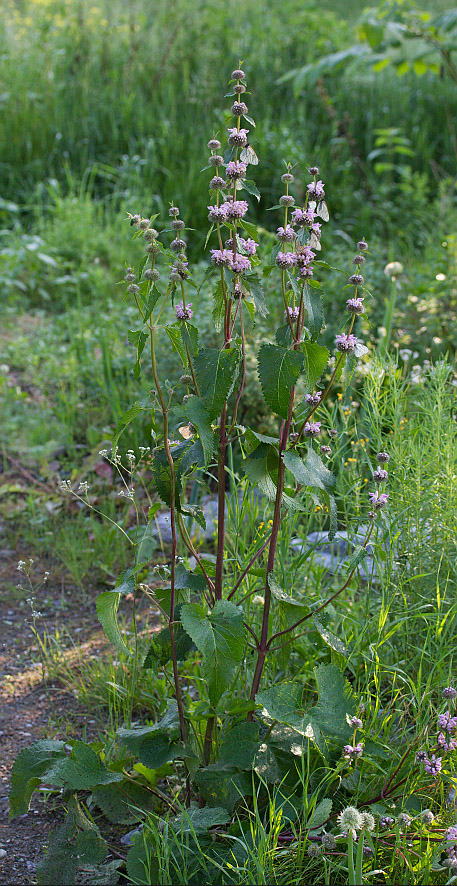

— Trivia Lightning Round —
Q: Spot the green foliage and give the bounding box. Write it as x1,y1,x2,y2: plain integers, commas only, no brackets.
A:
258,344,303,419
194,347,240,421
180,601,245,705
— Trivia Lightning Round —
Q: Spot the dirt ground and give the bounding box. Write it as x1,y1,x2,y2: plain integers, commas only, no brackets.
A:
0,541,106,886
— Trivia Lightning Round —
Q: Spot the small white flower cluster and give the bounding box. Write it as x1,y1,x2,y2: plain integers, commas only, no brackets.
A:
78,481,89,496
99,449,108,458
60,480,72,491
118,487,135,500
126,450,136,466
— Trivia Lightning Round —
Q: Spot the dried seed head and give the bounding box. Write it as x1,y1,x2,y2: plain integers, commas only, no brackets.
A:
207,138,221,150
146,242,160,255
232,68,245,79
143,227,159,241
170,238,186,252
210,175,227,190
231,101,248,117
144,268,160,281
357,239,368,251
279,195,295,207
321,833,336,850
139,218,150,229
353,254,366,264
180,374,193,385
376,451,390,463
281,172,294,183
320,445,332,456
233,83,246,94
171,219,185,230
307,844,321,858
348,274,364,286
308,166,319,175
169,206,180,217
209,154,224,166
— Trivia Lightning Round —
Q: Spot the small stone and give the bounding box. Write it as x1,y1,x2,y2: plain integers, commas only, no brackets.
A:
0,849,6,858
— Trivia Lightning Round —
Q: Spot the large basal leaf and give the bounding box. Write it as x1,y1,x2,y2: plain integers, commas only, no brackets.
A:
9,740,66,819
218,723,260,770
43,741,124,791
170,804,231,835
195,765,252,812
92,779,156,824
303,664,357,761
258,344,303,419
256,682,303,729
180,600,245,705
118,702,182,768
297,341,329,400
194,347,240,420
36,814,79,886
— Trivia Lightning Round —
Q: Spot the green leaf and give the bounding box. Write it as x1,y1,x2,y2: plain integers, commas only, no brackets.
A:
344,544,368,575
243,444,305,512
303,284,324,339
36,815,78,886
212,280,225,331
170,804,231,834
282,447,337,536
181,600,245,705
44,742,123,790
143,622,195,668
268,575,309,626
111,401,144,452
313,617,348,660
239,219,259,242
9,740,66,819
118,703,182,767
219,723,260,769
195,766,252,812
282,448,335,492
164,324,187,366
180,321,199,358
241,179,260,202
245,275,268,317
194,348,240,420
181,396,215,467
257,683,303,727
303,664,357,761
258,344,303,419
307,798,332,831
297,341,329,399
93,779,156,823
151,440,196,508
128,328,149,380
96,591,130,653
143,284,162,322
75,831,107,865
127,834,160,885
